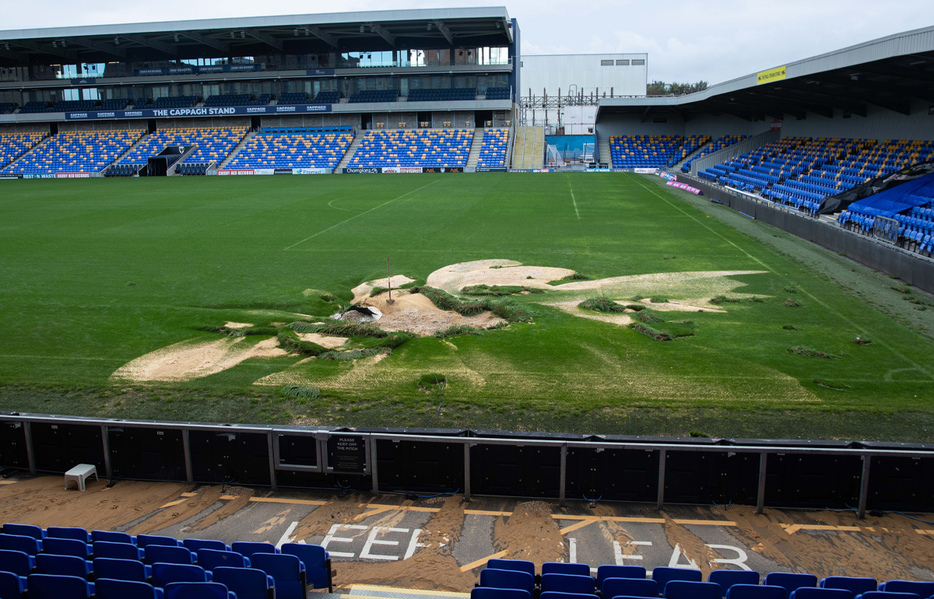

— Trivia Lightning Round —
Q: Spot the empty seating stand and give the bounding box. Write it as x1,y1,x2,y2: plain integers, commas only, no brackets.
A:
348,128,474,169
0,129,142,176
349,89,399,103
407,88,477,102
478,129,509,168
226,127,353,172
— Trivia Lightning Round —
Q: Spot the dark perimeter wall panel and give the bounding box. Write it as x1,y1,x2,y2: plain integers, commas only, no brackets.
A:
470,444,561,497
867,455,934,512
665,450,760,505
30,422,104,473
189,430,270,486
566,447,658,502
0,421,28,469
109,427,186,481
376,439,464,493
766,453,862,508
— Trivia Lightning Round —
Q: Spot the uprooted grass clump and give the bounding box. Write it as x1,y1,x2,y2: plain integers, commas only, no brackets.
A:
629,322,674,341
434,325,484,338
628,311,695,341
279,385,321,400
276,328,328,356
290,320,391,338
785,299,801,308
283,322,413,357
548,272,590,285
462,284,545,296
411,286,534,322
579,297,627,313
637,310,664,324
199,324,279,337
787,346,841,359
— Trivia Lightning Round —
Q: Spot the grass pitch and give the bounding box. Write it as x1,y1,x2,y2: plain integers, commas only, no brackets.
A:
1,173,932,440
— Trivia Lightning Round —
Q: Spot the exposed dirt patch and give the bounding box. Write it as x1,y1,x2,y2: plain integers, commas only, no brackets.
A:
289,493,368,542
0,476,190,532
352,275,417,304
493,500,566,565
334,495,476,591
297,333,349,348
185,487,254,533
660,511,724,578
359,289,506,336
427,259,574,294
225,322,253,329
111,337,287,383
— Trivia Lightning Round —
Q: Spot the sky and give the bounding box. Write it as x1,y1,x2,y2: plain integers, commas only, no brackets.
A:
2,0,931,85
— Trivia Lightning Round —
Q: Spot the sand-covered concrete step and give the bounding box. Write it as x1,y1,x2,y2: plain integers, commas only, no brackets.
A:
345,584,470,599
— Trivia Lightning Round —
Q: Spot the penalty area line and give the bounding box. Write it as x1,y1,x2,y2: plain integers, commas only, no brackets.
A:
282,179,441,250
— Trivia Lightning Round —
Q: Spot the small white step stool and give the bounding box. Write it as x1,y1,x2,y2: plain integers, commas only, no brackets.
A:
64,464,98,491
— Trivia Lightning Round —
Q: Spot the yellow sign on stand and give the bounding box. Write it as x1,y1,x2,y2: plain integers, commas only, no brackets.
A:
757,65,787,85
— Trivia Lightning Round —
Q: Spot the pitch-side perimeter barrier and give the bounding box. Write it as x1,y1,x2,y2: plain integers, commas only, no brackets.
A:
1,412,932,515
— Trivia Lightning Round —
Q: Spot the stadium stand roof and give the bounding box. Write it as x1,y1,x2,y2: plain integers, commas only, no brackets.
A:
597,25,934,121
0,7,514,66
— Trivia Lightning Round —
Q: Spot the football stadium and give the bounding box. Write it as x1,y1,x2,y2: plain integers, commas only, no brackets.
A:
0,8,933,599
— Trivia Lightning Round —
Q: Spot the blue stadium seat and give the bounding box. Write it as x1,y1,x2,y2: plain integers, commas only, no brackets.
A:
163,581,235,599
26,573,92,599
471,587,532,599
144,545,195,565
280,542,332,591
820,577,877,596
764,573,818,599
230,541,277,559
249,553,305,599
47,527,91,543
480,569,537,595
666,581,723,599
855,593,921,599
652,567,703,594
789,589,853,599
0,534,41,556
93,557,152,582
0,548,34,577
486,558,536,577
42,537,89,559
35,554,92,579
2,525,43,540
540,592,599,599
197,548,250,571
542,563,591,577
183,539,230,553
878,582,934,597
151,563,210,587
212,566,274,599
138,534,183,549
95,578,164,599
0,571,25,599
93,540,145,560
92,530,136,545
727,586,788,599
541,573,596,594
597,565,646,587
602,577,659,598
709,570,761,596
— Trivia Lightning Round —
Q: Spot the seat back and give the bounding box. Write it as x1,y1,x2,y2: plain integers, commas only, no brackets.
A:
542,573,596,594
878,582,934,597
94,557,150,582
597,566,646,588
728,585,789,599
280,542,331,590
42,537,89,559
249,552,305,599
821,578,877,596
789,588,853,599
92,530,135,545
710,571,761,596
197,548,249,571
0,548,34,576
93,540,144,560
231,541,277,559
27,573,91,599
480,569,536,594
145,544,194,565
543,563,592,577
603,578,659,599
164,581,233,599
95,578,160,599
487,558,536,577
138,534,181,548
182,539,229,553
764,573,818,599
213,566,271,599
471,588,533,599
854,593,921,599
2,523,43,540
47,527,91,543
0,533,41,556
666,581,723,599
152,563,209,587
0,571,25,599
35,553,91,578
652,568,703,594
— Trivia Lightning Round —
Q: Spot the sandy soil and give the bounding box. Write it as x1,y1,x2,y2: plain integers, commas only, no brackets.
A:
297,333,349,349
224,322,253,329
352,275,417,304
427,259,574,294
359,290,506,336
493,500,566,564
111,337,287,383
